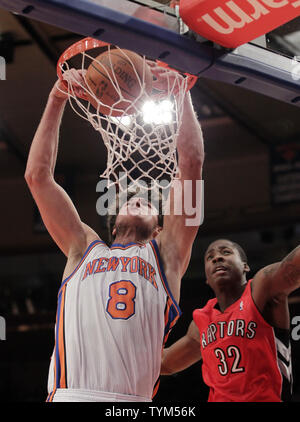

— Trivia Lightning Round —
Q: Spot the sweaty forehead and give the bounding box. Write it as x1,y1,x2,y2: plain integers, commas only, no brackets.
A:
205,240,234,255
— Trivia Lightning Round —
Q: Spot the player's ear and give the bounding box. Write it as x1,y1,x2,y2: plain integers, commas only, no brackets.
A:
244,263,250,273
152,225,162,238
112,226,117,237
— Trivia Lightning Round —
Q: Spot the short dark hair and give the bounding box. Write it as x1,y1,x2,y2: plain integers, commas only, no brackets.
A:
230,241,248,264
106,188,164,244
206,239,248,264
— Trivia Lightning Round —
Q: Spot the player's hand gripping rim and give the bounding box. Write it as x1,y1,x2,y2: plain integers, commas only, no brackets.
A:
147,60,187,98
51,69,88,101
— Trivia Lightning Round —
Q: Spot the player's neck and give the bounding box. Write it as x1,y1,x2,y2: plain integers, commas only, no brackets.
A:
113,223,154,245
215,281,247,312
113,230,151,245
113,235,149,245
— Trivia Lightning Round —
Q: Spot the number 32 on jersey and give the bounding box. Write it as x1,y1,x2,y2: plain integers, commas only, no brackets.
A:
106,280,137,320
214,345,245,376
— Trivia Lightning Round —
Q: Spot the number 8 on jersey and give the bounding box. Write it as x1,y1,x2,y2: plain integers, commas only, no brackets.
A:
106,280,137,320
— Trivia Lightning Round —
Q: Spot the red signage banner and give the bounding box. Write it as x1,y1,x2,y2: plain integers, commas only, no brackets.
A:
180,0,300,48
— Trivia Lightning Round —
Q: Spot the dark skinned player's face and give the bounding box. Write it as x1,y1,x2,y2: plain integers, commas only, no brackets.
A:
204,240,248,292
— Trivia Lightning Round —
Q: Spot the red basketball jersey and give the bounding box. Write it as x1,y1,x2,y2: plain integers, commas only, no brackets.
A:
193,281,292,402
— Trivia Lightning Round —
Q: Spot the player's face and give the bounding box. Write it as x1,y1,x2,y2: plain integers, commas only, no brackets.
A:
204,240,247,290
115,196,160,236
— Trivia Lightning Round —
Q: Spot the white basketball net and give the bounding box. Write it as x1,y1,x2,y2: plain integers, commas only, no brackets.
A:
58,42,190,192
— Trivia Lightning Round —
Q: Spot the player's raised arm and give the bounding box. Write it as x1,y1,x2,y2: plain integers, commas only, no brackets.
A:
252,245,300,312
156,88,204,302
25,71,99,258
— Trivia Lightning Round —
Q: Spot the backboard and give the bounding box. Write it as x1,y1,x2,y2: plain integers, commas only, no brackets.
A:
0,0,299,106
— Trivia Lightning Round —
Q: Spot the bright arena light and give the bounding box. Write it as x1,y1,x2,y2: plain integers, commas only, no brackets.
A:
142,100,174,124
109,100,174,128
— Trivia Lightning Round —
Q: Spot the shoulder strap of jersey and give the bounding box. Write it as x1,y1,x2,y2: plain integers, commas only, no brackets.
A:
149,239,181,317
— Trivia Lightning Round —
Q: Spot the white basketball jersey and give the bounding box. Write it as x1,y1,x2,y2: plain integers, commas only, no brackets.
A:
47,239,181,402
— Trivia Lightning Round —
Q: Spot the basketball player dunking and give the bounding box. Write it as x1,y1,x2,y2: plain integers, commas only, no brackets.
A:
24,69,204,402
161,239,296,402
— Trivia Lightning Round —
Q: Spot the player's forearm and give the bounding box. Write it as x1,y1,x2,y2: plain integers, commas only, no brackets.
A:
161,347,185,375
161,347,199,376
260,245,300,299
278,245,300,295
177,92,204,174
161,334,201,375
25,93,67,183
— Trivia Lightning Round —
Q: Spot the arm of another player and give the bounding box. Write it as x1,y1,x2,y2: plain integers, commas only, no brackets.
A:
25,72,100,258
252,245,300,312
161,320,202,375
157,90,204,302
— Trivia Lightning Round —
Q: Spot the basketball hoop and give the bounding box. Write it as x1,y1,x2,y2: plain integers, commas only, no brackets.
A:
57,37,198,192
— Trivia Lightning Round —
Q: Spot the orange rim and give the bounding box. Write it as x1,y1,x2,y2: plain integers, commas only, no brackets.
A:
57,37,198,92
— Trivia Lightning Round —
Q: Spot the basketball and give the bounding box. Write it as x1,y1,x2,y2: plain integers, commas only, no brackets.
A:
85,49,153,116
